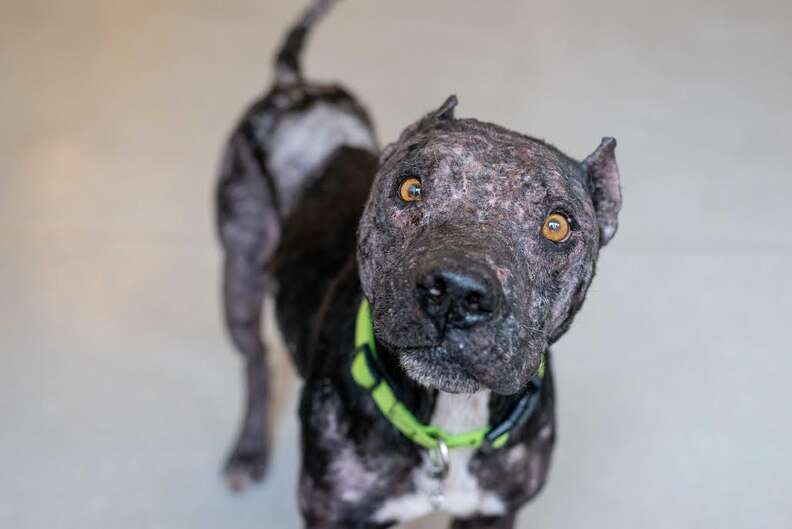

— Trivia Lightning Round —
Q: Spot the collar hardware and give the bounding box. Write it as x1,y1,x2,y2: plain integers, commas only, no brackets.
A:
350,299,545,451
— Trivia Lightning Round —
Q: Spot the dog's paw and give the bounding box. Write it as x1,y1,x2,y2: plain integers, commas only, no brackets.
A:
223,445,270,492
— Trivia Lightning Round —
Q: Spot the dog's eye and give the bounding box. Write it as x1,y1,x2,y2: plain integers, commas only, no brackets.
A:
398,177,422,202
542,212,571,243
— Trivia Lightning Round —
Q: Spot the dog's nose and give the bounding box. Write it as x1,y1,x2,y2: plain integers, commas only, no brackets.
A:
416,269,497,332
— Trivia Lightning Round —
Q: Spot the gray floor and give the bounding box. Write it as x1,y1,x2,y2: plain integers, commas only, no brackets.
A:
2,1,791,528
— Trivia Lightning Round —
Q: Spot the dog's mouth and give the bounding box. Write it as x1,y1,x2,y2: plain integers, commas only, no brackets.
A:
399,346,482,393
373,298,544,394
395,328,542,395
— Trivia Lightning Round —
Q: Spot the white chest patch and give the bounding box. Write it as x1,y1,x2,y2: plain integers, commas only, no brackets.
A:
265,103,376,214
373,391,506,524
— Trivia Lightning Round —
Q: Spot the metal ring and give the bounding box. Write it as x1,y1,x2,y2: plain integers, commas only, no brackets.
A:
427,438,450,480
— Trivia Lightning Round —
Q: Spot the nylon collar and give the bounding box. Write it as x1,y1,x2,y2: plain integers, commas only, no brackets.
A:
350,298,545,451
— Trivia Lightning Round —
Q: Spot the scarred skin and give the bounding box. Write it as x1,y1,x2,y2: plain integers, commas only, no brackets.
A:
215,1,622,528
358,99,615,396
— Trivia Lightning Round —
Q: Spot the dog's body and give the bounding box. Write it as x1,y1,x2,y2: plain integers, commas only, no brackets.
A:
216,2,621,528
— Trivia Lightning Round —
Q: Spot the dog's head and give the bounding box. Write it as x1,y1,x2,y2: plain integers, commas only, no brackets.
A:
357,96,621,395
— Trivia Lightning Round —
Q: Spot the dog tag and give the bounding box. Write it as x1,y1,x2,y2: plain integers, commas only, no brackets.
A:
429,487,445,511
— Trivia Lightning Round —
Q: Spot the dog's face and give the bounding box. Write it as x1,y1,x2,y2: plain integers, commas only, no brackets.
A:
357,97,621,395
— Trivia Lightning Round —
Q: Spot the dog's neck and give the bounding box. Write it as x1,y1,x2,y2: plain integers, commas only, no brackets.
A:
431,390,491,435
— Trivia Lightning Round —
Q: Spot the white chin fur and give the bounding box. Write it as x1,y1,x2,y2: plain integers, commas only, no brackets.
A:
399,355,481,393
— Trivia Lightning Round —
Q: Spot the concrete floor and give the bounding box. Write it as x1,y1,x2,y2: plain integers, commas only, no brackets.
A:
2,1,791,528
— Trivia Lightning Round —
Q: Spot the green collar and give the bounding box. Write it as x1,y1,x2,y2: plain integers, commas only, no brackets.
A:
350,298,545,451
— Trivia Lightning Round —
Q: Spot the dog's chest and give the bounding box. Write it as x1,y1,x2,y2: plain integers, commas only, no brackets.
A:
373,391,506,523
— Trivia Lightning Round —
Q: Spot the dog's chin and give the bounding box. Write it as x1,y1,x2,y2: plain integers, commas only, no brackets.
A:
397,343,536,395
399,348,482,393
398,348,481,393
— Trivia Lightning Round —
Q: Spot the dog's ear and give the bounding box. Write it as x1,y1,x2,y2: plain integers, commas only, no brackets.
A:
428,94,458,121
583,137,622,246
380,95,459,165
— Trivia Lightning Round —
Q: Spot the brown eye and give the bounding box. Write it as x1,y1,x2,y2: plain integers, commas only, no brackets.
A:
542,212,571,243
399,177,422,202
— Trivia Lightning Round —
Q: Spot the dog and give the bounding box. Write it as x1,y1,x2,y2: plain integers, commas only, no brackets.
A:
216,1,621,527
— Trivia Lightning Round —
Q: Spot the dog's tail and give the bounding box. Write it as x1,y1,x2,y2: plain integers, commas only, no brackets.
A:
274,0,339,87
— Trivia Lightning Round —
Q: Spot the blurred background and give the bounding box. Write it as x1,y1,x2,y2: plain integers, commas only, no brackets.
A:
2,0,791,528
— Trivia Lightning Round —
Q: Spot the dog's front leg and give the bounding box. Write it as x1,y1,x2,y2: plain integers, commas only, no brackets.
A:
450,512,516,529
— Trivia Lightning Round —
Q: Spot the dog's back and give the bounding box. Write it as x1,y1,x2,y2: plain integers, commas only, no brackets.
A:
215,0,377,488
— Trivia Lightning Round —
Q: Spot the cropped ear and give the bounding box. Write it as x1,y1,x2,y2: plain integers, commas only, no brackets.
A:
428,94,458,121
380,95,459,165
583,137,622,246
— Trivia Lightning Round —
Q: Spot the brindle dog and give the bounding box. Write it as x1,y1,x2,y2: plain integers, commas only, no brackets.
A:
216,1,621,528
